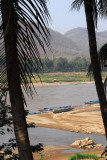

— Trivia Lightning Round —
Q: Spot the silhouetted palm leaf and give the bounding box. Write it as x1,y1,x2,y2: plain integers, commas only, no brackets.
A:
97,0,107,17
71,0,98,27
88,43,107,71
71,0,107,27
88,43,107,92
98,43,107,92
0,0,51,97
98,43,107,68
71,0,84,11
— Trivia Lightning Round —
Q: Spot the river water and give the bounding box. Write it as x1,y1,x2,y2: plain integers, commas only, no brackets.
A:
1,127,106,153
25,83,98,112
3,83,107,152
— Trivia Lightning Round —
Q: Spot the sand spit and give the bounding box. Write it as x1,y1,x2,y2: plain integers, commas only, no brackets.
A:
26,103,106,160
27,104,105,135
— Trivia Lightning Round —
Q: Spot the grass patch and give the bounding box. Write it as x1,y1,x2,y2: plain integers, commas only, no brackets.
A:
68,153,102,160
26,72,107,83
31,72,93,83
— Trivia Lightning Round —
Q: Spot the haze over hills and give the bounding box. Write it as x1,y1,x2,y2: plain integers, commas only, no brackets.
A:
40,27,107,60
64,27,107,57
41,29,81,59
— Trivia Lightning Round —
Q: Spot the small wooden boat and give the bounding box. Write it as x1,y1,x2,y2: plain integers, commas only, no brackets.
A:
44,105,72,110
85,100,99,104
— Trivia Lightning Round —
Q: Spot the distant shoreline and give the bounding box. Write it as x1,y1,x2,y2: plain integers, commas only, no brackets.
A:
33,81,94,87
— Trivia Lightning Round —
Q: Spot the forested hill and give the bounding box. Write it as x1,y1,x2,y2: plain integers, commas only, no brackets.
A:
64,27,107,57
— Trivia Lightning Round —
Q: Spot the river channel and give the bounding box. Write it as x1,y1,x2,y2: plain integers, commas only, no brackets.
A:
25,83,98,112
4,83,106,153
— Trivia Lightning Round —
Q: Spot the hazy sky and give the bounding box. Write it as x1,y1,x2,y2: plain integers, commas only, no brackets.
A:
47,0,107,34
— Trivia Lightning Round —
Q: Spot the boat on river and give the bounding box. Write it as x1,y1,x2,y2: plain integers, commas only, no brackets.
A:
85,100,99,104
37,105,73,113
9,106,73,119
44,105,73,113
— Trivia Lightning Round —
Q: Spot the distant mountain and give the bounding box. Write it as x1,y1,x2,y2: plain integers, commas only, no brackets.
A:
64,28,88,51
39,27,107,60
40,29,81,59
64,27,107,57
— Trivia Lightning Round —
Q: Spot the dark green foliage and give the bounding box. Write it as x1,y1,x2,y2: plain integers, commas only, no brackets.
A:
68,153,101,160
0,88,44,159
1,56,90,73
30,143,44,153
0,88,20,159
0,139,20,160
38,57,90,72
0,88,12,133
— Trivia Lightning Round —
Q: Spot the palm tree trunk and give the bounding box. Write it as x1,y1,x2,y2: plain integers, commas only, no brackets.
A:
84,0,107,139
1,1,33,159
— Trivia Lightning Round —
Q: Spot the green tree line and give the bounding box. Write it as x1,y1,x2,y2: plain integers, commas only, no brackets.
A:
40,57,91,72
0,56,90,73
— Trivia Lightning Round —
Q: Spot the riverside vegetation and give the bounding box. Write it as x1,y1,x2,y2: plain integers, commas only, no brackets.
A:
30,72,107,83
68,153,102,160
35,57,91,72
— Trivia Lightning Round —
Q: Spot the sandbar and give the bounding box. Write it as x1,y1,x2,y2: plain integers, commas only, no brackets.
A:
26,103,105,160
27,104,104,135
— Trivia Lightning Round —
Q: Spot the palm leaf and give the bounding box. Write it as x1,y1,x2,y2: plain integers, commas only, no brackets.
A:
71,0,84,11
98,43,107,92
97,0,107,18
0,0,51,98
71,0,101,28
88,43,107,92
98,43,107,68
88,43,107,73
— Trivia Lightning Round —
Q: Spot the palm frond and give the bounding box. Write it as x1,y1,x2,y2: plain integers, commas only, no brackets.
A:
71,0,99,28
71,0,84,11
97,0,107,18
92,0,98,27
0,0,51,98
98,43,107,69
88,43,107,73
88,43,107,92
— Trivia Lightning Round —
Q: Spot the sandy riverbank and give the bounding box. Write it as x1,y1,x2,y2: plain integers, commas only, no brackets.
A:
27,103,104,135
27,103,105,160
13,145,106,160
33,81,94,87
33,146,105,160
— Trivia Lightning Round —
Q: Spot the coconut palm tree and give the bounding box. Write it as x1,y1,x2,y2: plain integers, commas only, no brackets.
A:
0,0,51,159
71,0,107,139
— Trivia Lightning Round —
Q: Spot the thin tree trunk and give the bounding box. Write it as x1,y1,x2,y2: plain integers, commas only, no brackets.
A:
84,0,107,139
1,1,33,159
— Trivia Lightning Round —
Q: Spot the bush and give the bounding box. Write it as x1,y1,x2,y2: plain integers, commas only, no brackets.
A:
68,153,102,160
